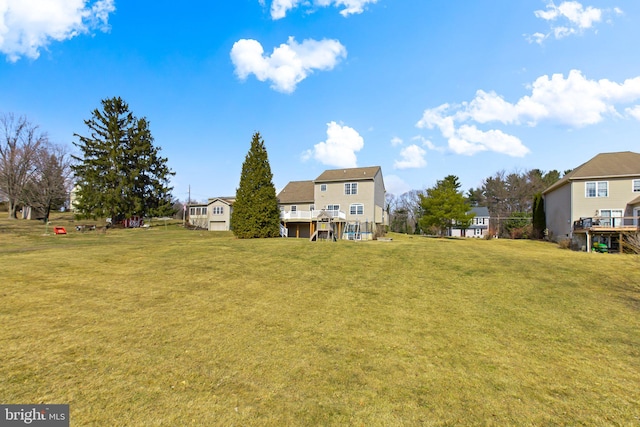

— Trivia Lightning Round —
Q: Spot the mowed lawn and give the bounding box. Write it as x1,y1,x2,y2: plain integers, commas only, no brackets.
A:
1,219,639,426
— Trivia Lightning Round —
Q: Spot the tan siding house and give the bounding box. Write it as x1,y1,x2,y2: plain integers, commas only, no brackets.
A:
278,166,387,240
188,197,235,231
543,151,640,251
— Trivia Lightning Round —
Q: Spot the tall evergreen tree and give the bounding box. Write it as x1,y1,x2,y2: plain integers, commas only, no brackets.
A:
71,97,174,221
532,192,546,239
418,175,474,236
231,132,280,238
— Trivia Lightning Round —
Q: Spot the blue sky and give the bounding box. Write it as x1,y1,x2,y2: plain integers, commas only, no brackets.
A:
2,1,640,202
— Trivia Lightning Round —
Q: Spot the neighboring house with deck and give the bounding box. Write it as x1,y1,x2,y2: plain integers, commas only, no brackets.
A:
188,197,235,231
278,166,387,240
449,207,491,238
542,151,640,251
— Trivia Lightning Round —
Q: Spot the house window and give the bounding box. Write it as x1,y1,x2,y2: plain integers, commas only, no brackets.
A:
320,184,327,192
202,207,207,214
344,182,357,195
633,179,640,192
291,205,297,212
212,206,224,215
309,204,315,211
190,207,195,215
586,181,608,198
196,207,202,215
350,203,364,215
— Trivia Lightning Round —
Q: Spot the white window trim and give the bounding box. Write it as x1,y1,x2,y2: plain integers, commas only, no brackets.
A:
585,181,608,198
344,182,358,195
320,184,327,192
633,179,640,192
349,203,364,215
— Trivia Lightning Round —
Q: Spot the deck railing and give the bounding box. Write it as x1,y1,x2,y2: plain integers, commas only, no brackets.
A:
573,216,639,231
280,209,346,221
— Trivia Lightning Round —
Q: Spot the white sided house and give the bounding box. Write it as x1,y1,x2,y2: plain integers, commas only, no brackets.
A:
188,197,235,231
449,207,491,238
543,151,640,251
278,166,387,240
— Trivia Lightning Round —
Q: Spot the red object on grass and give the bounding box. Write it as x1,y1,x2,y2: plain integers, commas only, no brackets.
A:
53,227,67,235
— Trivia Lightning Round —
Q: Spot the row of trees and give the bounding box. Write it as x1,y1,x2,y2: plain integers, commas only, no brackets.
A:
387,169,564,238
4,97,561,240
1,97,176,223
0,114,71,221
2,97,279,238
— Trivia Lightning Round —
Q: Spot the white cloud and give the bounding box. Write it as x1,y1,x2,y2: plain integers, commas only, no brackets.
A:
384,174,411,196
303,121,364,168
394,144,427,169
270,0,301,20
0,0,115,62
463,70,640,127
417,70,640,157
412,135,445,152
390,137,403,147
230,36,347,93
625,106,640,121
528,1,620,43
418,105,529,157
268,0,377,20
535,1,602,29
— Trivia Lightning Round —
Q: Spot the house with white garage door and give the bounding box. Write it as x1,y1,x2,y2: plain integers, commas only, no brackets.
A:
188,197,235,231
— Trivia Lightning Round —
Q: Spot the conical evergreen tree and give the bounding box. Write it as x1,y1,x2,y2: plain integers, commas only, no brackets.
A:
532,192,546,239
71,97,174,221
231,132,280,238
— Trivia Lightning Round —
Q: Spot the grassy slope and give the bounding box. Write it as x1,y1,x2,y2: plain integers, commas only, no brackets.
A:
1,219,639,425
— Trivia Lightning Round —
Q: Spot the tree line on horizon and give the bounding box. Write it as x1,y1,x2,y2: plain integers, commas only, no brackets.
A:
387,168,566,239
1,97,281,239
3,95,564,241
1,97,176,223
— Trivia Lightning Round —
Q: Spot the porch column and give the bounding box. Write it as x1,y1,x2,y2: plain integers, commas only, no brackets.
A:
586,231,591,253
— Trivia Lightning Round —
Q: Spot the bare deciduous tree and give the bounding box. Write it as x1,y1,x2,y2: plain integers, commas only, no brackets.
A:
0,113,47,219
22,143,72,222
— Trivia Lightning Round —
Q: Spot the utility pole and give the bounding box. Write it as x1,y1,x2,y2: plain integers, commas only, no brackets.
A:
183,185,190,227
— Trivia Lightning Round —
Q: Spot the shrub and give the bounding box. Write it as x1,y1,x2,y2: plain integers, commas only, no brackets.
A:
622,233,640,254
557,238,571,250
509,224,533,239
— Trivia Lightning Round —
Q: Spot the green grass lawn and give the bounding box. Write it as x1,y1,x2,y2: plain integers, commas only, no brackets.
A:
1,217,639,425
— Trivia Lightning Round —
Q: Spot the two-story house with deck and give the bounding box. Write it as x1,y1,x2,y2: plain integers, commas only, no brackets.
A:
278,166,387,240
542,151,640,251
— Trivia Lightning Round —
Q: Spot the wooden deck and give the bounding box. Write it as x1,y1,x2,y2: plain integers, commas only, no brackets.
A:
573,216,639,233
